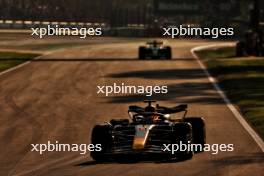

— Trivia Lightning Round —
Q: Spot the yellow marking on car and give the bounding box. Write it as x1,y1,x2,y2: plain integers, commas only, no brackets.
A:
133,125,154,150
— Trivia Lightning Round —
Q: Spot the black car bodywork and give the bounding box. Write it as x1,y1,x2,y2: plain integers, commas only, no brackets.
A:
90,100,206,162
138,41,172,60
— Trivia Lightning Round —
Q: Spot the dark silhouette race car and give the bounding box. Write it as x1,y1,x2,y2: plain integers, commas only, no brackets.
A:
138,41,172,59
90,100,206,162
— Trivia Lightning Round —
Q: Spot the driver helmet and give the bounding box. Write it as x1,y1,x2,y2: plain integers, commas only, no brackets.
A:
145,105,156,112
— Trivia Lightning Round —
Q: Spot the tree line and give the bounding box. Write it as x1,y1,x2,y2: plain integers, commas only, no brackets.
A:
0,0,151,25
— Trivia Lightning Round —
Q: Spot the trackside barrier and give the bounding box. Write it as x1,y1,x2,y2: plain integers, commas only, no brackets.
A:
0,20,106,29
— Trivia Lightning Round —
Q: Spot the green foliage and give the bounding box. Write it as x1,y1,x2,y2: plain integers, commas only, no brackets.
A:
0,52,39,72
196,48,264,138
0,0,150,23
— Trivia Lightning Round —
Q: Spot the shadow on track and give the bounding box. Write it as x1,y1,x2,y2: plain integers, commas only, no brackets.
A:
212,153,264,166
103,67,226,104
75,157,190,167
0,58,196,62
108,68,205,80
103,82,224,105
192,153,264,175
76,153,264,167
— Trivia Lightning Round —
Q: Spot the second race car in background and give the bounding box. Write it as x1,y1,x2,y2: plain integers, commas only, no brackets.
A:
138,41,172,60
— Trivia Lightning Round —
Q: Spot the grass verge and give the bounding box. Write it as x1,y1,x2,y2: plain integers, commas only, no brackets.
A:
17,42,90,51
195,47,264,139
0,52,40,72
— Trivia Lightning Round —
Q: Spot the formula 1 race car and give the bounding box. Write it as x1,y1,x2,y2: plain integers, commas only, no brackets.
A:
90,100,206,162
138,41,172,59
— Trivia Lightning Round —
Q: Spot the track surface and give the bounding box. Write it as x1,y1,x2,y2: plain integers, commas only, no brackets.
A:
0,38,263,176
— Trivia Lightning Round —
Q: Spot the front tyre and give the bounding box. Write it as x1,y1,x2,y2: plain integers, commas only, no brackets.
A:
184,117,206,153
173,122,194,160
139,47,146,60
90,125,112,162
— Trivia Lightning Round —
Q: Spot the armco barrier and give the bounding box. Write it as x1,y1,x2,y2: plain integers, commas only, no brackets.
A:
0,20,106,29
0,20,148,37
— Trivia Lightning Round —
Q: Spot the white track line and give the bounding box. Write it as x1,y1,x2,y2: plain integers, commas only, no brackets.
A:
0,44,106,77
0,46,79,77
0,60,32,76
0,52,47,77
191,44,264,152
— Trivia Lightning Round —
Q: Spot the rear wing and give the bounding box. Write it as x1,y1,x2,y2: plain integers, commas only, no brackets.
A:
156,104,188,114
147,41,163,45
128,105,144,113
128,104,188,114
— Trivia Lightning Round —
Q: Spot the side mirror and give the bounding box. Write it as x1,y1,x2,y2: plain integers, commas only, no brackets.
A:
129,106,144,112
177,104,188,110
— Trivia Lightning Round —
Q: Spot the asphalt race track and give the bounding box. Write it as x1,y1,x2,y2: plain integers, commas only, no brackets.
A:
0,38,263,176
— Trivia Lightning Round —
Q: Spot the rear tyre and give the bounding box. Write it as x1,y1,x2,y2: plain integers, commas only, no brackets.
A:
173,122,193,160
184,117,206,153
261,45,264,56
139,47,146,60
165,47,172,59
236,41,246,57
90,125,112,162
